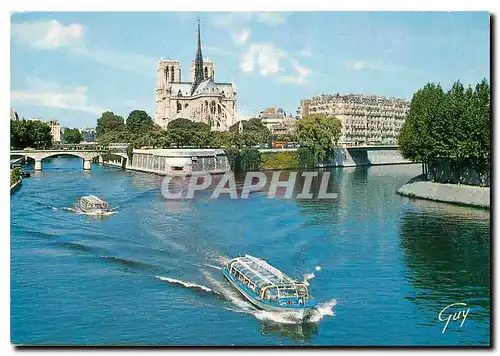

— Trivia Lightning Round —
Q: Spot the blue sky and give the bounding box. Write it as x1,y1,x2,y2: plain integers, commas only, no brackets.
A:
11,11,490,128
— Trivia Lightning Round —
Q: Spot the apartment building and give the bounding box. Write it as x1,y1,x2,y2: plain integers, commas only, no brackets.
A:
300,93,410,145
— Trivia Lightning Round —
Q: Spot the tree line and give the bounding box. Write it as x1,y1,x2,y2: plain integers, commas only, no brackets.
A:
11,120,85,149
398,78,490,170
96,110,343,163
10,108,344,167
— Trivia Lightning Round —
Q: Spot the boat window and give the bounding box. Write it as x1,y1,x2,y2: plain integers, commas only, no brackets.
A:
267,287,278,299
280,288,298,298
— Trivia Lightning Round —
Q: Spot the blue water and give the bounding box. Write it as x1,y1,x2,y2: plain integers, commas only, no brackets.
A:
11,157,490,346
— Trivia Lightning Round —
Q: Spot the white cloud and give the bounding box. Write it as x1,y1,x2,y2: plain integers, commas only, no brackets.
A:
11,19,84,50
240,44,288,76
348,60,401,72
11,79,106,115
232,29,251,46
11,18,156,76
254,13,287,25
278,60,312,86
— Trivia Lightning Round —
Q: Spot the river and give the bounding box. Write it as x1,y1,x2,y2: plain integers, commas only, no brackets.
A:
10,157,490,346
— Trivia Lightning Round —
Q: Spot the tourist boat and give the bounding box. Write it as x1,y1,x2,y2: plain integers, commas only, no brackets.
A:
223,254,318,317
76,195,111,214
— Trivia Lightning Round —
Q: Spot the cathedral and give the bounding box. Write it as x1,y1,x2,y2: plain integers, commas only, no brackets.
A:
155,20,238,131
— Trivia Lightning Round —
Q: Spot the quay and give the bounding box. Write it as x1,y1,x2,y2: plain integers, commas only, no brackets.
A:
397,176,490,209
101,148,230,176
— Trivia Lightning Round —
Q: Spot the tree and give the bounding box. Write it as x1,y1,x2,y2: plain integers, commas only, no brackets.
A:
97,130,131,145
168,118,210,131
398,79,490,164
96,111,125,138
63,128,83,144
126,110,154,133
11,119,52,149
296,114,342,162
398,83,446,162
229,118,270,144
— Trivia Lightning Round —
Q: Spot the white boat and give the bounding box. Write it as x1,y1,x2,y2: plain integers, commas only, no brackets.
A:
223,254,318,317
76,195,111,214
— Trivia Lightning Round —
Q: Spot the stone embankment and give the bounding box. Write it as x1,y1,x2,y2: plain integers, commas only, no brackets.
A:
397,175,490,209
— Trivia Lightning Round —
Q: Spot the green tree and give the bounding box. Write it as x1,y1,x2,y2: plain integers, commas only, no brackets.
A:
10,167,22,186
126,110,154,133
11,119,52,149
229,118,270,144
96,111,125,138
296,114,342,162
398,83,446,162
63,128,83,144
398,79,490,165
97,130,131,146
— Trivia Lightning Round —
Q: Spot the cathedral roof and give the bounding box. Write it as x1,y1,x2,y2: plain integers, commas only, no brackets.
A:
170,79,235,98
191,78,234,97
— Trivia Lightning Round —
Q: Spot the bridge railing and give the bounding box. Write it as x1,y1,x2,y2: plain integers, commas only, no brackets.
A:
50,143,104,150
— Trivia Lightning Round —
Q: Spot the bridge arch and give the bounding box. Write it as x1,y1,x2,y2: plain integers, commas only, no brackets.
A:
10,149,109,171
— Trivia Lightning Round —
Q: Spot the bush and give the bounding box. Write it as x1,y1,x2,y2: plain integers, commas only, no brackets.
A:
225,147,240,171
260,151,299,170
10,167,21,186
240,148,261,171
297,147,319,169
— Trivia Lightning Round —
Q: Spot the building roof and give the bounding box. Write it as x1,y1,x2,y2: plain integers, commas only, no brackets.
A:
172,78,234,97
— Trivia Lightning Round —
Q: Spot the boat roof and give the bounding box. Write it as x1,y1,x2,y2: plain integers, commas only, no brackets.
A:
81,195,107,204
229,254,300,289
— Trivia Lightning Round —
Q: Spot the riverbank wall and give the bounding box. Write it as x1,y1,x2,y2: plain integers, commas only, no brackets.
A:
327,147,411,167
100,146,411,175
10,178,22,195
397,176,490,209
101,148,230,176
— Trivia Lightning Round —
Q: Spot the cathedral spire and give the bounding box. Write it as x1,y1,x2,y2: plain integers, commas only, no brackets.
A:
192,17,204,94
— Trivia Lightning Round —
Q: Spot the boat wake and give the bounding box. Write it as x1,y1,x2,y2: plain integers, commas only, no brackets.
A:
303,266,322,286
153,264,336,326
252,298,336,325
201,270,336,325
49,206,118,216
154,275,220,295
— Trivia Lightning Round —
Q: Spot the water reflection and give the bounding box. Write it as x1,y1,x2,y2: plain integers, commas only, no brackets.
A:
400,203,490,323
259,320,319,343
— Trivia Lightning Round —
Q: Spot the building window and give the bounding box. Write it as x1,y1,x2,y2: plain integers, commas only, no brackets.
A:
177,101,182,113
185,103,189,108
178,90,182,97
171,66,175,82
204,67,208,79
210,101,216,115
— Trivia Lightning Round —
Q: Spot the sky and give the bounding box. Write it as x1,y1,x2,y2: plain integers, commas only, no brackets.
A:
10,11,490,129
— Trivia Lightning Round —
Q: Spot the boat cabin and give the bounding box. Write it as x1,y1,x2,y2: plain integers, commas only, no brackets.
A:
227,255,310,302
80,195,109,209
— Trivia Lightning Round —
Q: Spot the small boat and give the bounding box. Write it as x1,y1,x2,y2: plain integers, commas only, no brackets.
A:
76,195,111,214
223,254,318,318
20,171,30,178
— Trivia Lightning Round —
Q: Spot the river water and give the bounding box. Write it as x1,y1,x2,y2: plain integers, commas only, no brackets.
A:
11,157,490,346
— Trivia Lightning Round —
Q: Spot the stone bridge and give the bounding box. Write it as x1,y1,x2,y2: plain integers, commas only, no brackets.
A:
10,148,127,171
